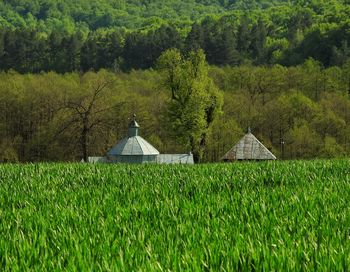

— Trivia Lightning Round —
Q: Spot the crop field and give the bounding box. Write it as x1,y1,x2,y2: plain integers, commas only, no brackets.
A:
0,160,349,271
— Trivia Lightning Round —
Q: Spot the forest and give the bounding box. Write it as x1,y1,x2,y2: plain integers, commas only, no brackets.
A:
2,0,341,31
0,57,349,162
0,0,349,162
1,1,350,71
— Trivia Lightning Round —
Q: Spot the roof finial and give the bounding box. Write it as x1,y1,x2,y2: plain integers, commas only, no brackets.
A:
248,127,251,134
129,113,139,127
128,113,140,137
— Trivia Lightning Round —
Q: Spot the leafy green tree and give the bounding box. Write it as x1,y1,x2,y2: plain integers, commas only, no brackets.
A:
286,120,322,159
301,58,324,100
312,106,346,139
322,136,345,158
157,49,223,162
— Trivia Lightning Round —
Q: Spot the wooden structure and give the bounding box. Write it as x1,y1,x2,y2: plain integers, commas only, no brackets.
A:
222,128,276,161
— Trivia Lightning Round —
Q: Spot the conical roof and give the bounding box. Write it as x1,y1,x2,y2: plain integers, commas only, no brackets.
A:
108,115,159,156
222,130,276,160
108,136,159,156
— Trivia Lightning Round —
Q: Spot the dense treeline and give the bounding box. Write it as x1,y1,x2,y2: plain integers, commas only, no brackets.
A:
1,1,350,72
1,59,349,162
1,12,350,73
0,0,326,32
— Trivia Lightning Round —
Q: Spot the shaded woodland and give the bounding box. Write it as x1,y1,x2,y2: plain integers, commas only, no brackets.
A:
0,59,349,162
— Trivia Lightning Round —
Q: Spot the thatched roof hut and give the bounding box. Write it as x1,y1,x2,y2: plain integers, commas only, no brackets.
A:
222,128,276,161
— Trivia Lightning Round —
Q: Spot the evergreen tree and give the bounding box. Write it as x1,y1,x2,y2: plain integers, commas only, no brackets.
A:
237,16,251,58
65,32,84,72
81,36,99,72
47,31,66,72
250,18,267,64
218,26,239,65
185,23,204,52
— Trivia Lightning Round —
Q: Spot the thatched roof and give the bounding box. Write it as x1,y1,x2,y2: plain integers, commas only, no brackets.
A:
222,130,276,161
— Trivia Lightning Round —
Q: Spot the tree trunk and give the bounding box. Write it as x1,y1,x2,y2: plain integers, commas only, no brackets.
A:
81,116,89,162
190,137,199,163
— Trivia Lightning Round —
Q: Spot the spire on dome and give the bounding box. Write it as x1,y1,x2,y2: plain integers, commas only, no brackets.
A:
128,114,139,137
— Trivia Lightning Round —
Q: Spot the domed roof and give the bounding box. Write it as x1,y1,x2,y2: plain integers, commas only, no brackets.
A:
108,136,159,156
107,114,159,156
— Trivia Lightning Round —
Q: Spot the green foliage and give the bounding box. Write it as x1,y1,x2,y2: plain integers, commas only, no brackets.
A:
286,120,322,159
0,2,349,162
157,49,223,162
0,1,349,71
0,0,293,31
322,136,345,158
0,59,350,162
0,161,349,270
1,0,350,72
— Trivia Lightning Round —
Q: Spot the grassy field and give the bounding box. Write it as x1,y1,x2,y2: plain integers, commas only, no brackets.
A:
0,160,349,271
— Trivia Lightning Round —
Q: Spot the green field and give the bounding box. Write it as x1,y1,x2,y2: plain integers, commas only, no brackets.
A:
0,160,349,271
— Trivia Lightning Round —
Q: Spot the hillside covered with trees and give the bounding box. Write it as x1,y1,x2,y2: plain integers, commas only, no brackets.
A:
1,0,332,31
1,0,350,72
0,0,350,162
